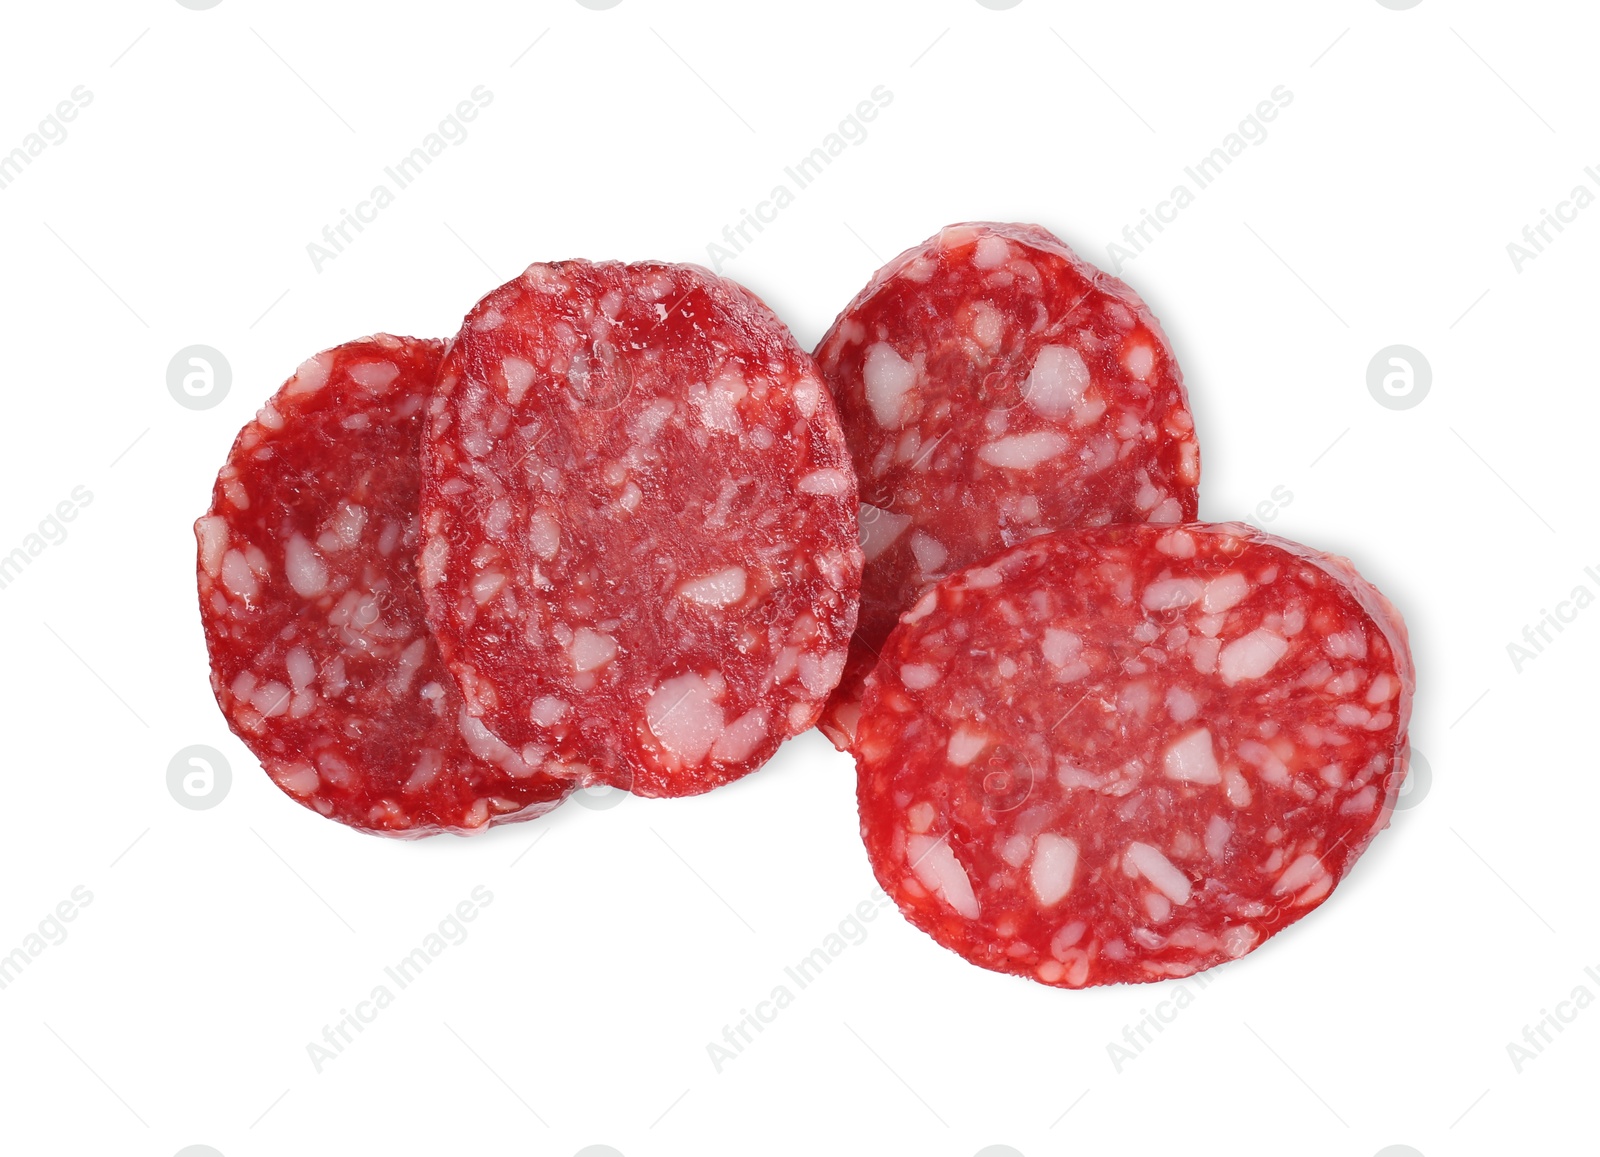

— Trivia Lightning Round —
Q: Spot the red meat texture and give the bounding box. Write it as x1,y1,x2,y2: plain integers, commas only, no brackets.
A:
420,261,862,798
813,222,1200,750
196,336,572,836
855,522,1413,987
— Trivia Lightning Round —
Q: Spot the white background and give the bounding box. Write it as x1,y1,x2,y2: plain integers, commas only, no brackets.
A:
0,2,1593,1155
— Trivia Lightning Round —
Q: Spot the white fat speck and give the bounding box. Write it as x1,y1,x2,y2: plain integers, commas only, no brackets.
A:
1224,767,1253,807
909,531,947,575
220,548,259,601
275,763,319,796
1202,573,1250,614
1127,841,1192,905
1145,892,1172,922
968,301,1003,348
678,566,747,608
1341,784,1379,814
388,637,428,696
1149,497,1184,523
1163,727,1221,784
906,834,980,918
909,802,936,834
1000,833,1032,867
529,696,569,726
484,498,513,539
285,646,316,691
629,398,676,446
570,628,618,673
457,708,514,761
1205,816,1232,859
418,536,446,589
286,353,333,396
858,503,912,563
1041,628,1083,668
1195,613,1226,638
1366,673,1397,704
378,521,402,556
1219,628,1289,685
251,680,291,719
528,511,561,561
196,516,228,577
348,360,400,391
903,589,939,623
900,663,940,691
1123,343,1155,380
972,233,1011,268
711,708,768,763
646,673,725,765
471,571,506,605
1142,577,1204,611
284,534,328,599
963,565,1004,589
1336,704,1371,726
1158,529,1196,558
798,650,846,696
1221,925,1260,957
1274,853,1324,895
1165,686,1199,723
502,356,536,405
405,750,441,793
1023,345,1089,419
946,727,988,766
792,377,821,418
798,468,851,496
863,342,916,429
1029,833,1079,906
1237,740,1290,784
977,431,1068,470
1325,628,1368,659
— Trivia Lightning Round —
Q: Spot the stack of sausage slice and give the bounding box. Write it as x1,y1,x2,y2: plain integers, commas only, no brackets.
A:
196,222,1412,987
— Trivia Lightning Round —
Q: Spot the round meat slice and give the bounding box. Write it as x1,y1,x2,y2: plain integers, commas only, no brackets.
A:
196,336,572,837
814,222,1200,750
855,522,1413,987
420,261,861,798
